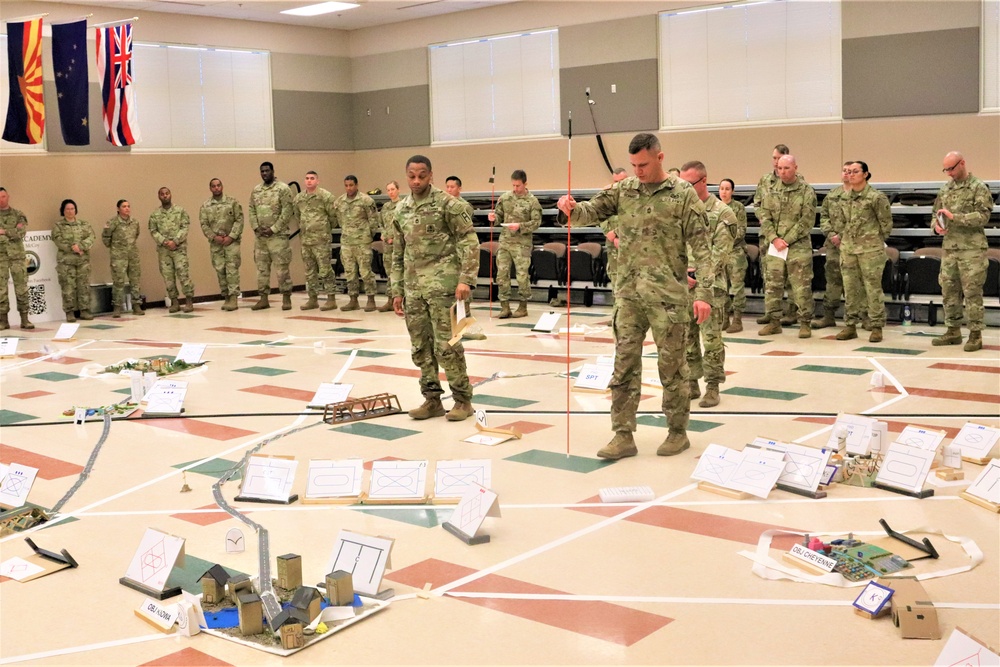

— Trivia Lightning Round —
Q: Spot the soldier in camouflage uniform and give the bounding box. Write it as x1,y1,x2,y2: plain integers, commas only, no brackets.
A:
390,155,479,422
0,188,34,330
813,164,852,330
52,199,95,322
931,151,993,352
444,176,486,340
249,161,294,311
718,178,747,333
200,178,244,311
376,180,401,312
148,187,195,313
293,171,338,311
558,133,713,460
758,155,816,339
836,161,892,343
600,168,629,291
489,170,542,319
681,162,737,409
753,144,795,325
335,175,378,312
102,199,144,318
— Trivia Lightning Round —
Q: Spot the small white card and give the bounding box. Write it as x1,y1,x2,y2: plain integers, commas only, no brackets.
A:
895,425,946,451
143,380,188,415
788,543,837,572
124,528,185,592
0,337,19,357
305,459,363,498
876,442,935,493
308,382,353,409
0,463,39,509
574,363,612,392
933,627,1000,666
852,581,894,615
532,311,561,332
326,530,394,597
174,343,206,364
446,484,501,538
129,370,145,403
135,597,177,632
767,243,789,261
462,432,514,446
726,448,785,499
455,299,467,322
369,460,427,500
0,556,45,580
242,455,298,501
691,444,743,487
951,422,1000,460
965,459,1000,505
827,414,876,456
434,460,491,499
53,322,79,341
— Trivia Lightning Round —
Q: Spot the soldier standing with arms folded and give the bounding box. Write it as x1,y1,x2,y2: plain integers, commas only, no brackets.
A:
335,175,379,312
718,178,747,333
53,199,95,322
836,161,892,343
757,155,817,339
249,161,294,311
103,199,144,318
200,178,243,311
376,180,401,312
931,151,993,352
390,155,479,422
0,188,34,330
149,187,195,313
293,171,338,311
558,133,713,460
489,170,542,319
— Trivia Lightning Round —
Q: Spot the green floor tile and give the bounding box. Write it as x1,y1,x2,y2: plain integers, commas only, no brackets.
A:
566,311,609,318
354,507,446,528
113,387,133,395
83,323,120,330
165,554,246,595
25,371,78,382
853,346,923,355
903,331,938,337
333,422,420,441
720,386,806,401
240,339,291,346
0,410,37,425
142,354,173,361
722,337,771,345
499,322,536,328
688,419,723,432
793,364,871,376
335,349,392,358
329,327,376,334
233,366,294,376
173,458,243,480
504,449,613,473
167,313,201,319
473,394,538,409
636,414,668,428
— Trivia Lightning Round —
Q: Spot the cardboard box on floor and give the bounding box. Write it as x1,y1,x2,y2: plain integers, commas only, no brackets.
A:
883,576,940,639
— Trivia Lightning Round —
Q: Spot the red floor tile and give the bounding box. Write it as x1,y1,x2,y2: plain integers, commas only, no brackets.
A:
763,350,802,356
246,353,283,360
497,420,553,434
171,503,233,526
467,350,585,364
122,339,181,349
239,384,314,402
355,364,487,384
387,558,672,646
139,647,233,666
45,356,90,365
206,326,282,336
363,456,404,471
132,418,256,441
341,338,374,344
795,416,964,439
286,316,358,323
17,352,44,359
0,443,84,480
928,362,999,374
7,390,54,400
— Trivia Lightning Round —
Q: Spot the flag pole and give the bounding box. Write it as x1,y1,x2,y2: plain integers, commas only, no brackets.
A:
488,165,496,317
92,16,139,28
3,13,49,22
565,110,572,457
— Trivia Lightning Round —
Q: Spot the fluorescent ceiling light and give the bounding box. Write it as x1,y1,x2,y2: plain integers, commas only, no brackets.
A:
281,2,360,17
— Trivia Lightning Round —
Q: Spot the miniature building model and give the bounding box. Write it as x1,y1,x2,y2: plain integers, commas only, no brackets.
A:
279,620,305,650
276,553,302,590
198,564,229,604
236,592,263,635
291,585,322,621
227,573,252,603
325,569,354,606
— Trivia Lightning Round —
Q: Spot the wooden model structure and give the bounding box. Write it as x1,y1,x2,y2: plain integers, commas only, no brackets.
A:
291,586,322,622
0,505,51,536
276,553,302,590
322,393,401,424
199,564,229,604
227,574,252,603
325,570,355,606
237,592,263,635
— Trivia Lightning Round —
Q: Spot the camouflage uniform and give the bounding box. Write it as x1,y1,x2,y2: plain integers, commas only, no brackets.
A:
102,214,142,308
686,195,737,386
52,217,95,312
755,172,799,321
841,184,892,327
148,206,194,302
390,186,479,404
932,174,993,332
494,190,542,303
723,199,748,317
0,206,29,317
249,180,294,295
293,188,337,298
571,176,713,439
453,196,477,316
334,192,378,298
758,177,817,326
199,194,244,298
379,199,399,289
817,186,847,319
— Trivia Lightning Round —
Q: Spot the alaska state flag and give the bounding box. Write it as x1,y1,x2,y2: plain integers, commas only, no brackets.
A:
96,23,141,146
52,20,90,145
2,18,45,144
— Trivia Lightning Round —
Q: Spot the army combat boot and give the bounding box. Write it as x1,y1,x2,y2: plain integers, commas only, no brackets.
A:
446,400,474,422
363,296,377,312
756,313,771,325
964,330,982,352
408,397,446,420
19,311,34,330
811,306,836,329
758,317,782,336
251,292,270,310
342,295,361,312
869,327,883,343
112,306,122,319
377,297,393,312
301,294,319,311
932,327,962,346
498,301,512,319
657,430,691,456
725,311,743,333
689,379,701,400
65,310,77,323
512,301,528,318
798,323,811,339
182,294,195,313
597,432,638,460
836,325,857,341
79,310,93,320
281,293,292,311
132,301,145,316
320,295,338,311
168,297,180,314
222,295,238,311
699,383,720,408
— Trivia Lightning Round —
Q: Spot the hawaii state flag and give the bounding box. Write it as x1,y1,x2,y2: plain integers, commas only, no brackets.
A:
96,23,141,146
2,18,45,144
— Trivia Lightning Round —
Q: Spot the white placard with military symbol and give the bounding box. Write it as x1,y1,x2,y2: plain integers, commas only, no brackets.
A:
445,484,501,539
573,363,612,392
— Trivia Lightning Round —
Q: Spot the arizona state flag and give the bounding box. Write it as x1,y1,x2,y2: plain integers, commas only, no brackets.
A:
2,18,45,144
52,20,90,145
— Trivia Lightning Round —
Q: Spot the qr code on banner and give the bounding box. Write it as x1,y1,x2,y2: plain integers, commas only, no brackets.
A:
28,284,47,315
